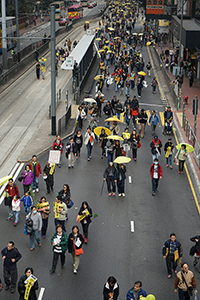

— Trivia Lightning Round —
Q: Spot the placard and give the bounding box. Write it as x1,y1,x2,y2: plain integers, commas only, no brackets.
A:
49,150,61,164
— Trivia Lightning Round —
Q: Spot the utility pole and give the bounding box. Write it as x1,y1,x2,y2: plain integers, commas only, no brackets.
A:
178,0,183,74
51,6,56,135
193,95,198,136
1,0,7,69
15,0,20,62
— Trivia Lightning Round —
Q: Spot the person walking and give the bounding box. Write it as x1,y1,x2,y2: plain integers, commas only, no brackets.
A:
103,162,117,196
150,135,162,162
146,61,152,76
162,233,182,278
189,70,194,87
29,155,42,193
115,100,123,120
50,224,68,274
1,241,22,293
43,162,55,194
12,196,21,226
126,281,147,300
58,184,71,221
99,129,107,159
150,158,163,196
103,276,119,300
21,165,34,194
175,144,188,174
54,196,68,231
151,77,158,93
149,110,160,135
174,262,197,299
26,206,42,251
138,108,147,138
115,163,126,197
66,137,76,169
52,135,64,168
68,225,84,274
164,137,174,168
130,129,140,161
190,235,200,271
21,192,33,215
38,196,51,239
78,201,93,244
136,78,143,97
18,267,38,300
36,62,40,79
74,129,83,158
84,127,95,161
4,178,20,221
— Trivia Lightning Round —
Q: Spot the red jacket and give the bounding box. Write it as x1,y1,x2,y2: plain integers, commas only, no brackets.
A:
29,161,42,177
5,184,20,199
52,139,63,154
150,163,163,179
131,108,139,117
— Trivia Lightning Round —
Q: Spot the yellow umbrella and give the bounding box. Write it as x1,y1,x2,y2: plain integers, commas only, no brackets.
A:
105,116,122,122
106,135,124,141
105,40,109,44
133,33,138,35
104,46,110,50
94,75,104,80
176,143,194,153
94,127,111,136
96,27,101,30
113,156,131,163
138,71,147,76
107,50,112,54
84,98,96,104
139,33,143,36
98,49,105,53
108,27,114,31
146,295,155,300
114,36,120,40
85,21,89,24
146,42,151,46
95,38,101,41
0,176,12,186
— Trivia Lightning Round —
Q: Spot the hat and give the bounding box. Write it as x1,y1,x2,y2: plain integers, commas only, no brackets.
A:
168,137,172,140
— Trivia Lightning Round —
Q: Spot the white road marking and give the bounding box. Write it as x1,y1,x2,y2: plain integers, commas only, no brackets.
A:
129,176,132,183
0,114,13,128
131,221,134,232
139,102,163,107
37,287,45,300
26,90,34,99
37,81,42,86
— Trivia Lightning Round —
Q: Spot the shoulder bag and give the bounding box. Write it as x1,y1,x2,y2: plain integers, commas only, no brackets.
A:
181,272,193,298
73,238,83,256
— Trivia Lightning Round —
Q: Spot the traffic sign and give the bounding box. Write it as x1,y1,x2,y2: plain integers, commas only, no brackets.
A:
61,56,74,70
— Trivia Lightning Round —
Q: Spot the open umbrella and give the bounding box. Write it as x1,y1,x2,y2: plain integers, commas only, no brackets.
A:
114,36,120,40
96,27,101,30
146,42,151,46
108,27,114,31
107,50,112,54
84,98,96,104
138,71,147,76
94,127,111,136
138,33,143,36
106,135,124,141
95,38,101,41
105,41,109,44
94,75,104,80
98,49,105,53
85,21,89,24
176,143,194,153
113,156,131,163
0,176,12,186
105,116,122,122
133,33,138,35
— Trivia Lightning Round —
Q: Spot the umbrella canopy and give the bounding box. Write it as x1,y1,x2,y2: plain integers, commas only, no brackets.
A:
0,176,12,186
94,127,111,136
98,49,105,53
108,27,114,31
106,135,124,141
114,156,131,163
94,75,104,80
133,33,138,35
84,98,96,103
95,38,101,41
85,21,89,24
105,116,122,122
95,92,104,98
146,42,151,46
138,33,143,36
176,143,194,153
96,27,101,30
114,36,120,40
138,71,146,76
107,50,112,54
105,41,109,44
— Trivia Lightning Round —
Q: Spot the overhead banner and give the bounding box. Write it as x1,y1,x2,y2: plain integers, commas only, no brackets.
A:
146,0,164,15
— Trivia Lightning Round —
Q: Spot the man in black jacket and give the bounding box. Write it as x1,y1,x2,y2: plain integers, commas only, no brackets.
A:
66,137,76,169
138,108,147,138
1,241,22,293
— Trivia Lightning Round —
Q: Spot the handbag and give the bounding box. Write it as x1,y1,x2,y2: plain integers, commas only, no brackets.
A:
67,199,74,209
121,149,126,156
73,238,83,256
181,272,193,297
4,196,13,206
18,176,23,182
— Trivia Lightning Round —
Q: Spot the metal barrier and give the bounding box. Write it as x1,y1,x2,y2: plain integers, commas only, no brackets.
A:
58,104,71,135
182,114,200,168
49,88,62,119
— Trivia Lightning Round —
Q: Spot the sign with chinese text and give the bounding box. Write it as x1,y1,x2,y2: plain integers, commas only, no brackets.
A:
146,0,164,15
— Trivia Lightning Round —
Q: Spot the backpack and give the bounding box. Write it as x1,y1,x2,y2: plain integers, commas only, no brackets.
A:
25,214,33,235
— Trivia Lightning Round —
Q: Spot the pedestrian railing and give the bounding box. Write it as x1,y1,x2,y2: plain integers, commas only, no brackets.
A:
183,114,200,168
49,88,62,119
58,104,71,135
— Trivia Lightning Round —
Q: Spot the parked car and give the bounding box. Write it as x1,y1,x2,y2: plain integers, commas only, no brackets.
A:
59,18,69,26
87,1,94,8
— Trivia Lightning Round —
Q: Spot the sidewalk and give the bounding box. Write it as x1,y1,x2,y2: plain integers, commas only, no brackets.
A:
19,15,51,36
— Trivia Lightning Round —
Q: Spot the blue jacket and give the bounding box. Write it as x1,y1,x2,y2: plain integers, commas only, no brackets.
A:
126,288,147,300
149,114,160,125
21,195,32,207
162,239,182,260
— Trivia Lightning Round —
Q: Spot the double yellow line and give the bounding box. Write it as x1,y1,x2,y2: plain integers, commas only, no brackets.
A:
147,47,200,215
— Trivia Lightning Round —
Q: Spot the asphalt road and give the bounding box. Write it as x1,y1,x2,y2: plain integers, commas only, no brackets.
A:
0,13,200,300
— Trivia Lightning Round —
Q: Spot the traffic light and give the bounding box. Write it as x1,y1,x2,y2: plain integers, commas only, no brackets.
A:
193,98,198,115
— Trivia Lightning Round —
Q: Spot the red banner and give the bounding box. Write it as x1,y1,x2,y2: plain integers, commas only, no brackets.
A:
146,0,164,14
